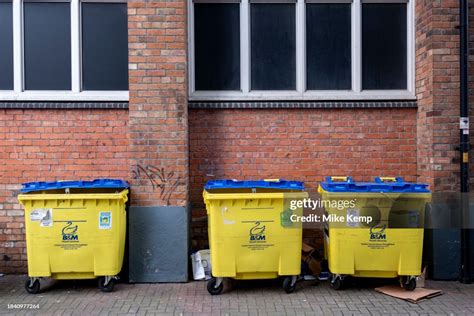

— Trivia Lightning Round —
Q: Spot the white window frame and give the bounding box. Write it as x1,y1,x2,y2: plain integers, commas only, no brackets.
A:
0,0,129,101
188,0,415,101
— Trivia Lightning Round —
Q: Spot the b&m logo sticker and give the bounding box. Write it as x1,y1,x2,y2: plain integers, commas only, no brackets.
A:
99,212,112,230
241,220,274,251
249,221,266,241
369,224,387,241
62,221,79,241
361,223,393,250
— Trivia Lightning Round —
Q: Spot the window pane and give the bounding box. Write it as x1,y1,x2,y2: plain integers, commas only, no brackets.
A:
251,4,295,91
0,1,13,90
194,3,240,91
306,4,351,90
24,2,71,90
362,3,407,90
82,3,128,91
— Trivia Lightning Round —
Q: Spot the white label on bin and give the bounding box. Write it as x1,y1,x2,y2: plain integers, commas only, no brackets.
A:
31,209,53,227
99,212,112,230
30,209,45,221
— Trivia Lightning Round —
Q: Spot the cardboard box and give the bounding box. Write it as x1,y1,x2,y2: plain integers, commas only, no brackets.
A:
302,243,322,276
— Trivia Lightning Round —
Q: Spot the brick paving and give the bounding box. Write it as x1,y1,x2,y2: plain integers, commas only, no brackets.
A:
0,275,473,315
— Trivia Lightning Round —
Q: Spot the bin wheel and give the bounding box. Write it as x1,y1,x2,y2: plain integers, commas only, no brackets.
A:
330,276,344,290
283,276,297,294
207,278,224,295
25,278,40,294
98,277,115,293
401,277,416,291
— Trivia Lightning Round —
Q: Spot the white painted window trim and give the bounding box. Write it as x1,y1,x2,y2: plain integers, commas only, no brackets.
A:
188,0,416,101
1,0,129,102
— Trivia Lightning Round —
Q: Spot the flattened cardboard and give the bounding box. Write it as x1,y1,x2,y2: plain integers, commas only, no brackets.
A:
375,285,442,304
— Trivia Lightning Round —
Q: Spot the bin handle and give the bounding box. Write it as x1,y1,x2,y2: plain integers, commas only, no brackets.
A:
376,177,403,183
122,189,129,203
327,176,352,183
264,179,281,182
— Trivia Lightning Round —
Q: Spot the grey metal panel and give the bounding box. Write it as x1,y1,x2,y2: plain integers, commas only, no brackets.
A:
471,229,474,280
129,206,189,283
423,198,462,280
422,195,474,280
424,229,460,280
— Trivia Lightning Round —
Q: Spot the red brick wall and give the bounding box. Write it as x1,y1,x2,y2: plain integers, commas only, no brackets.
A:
3,0,474,273
128,0,188,207
415,0,435,188
189,108,418,217
0,109,129,273
416,0,474,191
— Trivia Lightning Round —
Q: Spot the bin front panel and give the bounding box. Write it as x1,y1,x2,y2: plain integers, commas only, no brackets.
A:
205,192,307,279
20,192,126,279
325,228,424,277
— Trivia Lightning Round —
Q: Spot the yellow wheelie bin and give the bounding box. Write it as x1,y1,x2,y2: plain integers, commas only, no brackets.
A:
18,179,129,294
203,179,308,294
318,176,431,291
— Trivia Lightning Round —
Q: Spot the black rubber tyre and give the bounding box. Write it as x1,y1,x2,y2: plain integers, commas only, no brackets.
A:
330,276,344,290
207,278,224,295
283,276,296,294
25,279,40,294
98,277,115,293
402,277,416,291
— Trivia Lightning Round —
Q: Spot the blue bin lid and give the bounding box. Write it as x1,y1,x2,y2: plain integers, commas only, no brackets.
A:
21,179,129,193
320,177,430,193
205,179,305,191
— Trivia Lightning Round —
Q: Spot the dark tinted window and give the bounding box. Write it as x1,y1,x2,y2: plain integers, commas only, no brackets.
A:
24,2,71,90
194,3,240,91
306,4,351,90
82,3,128,91
362,3,407,90
251,3,295,90
0,1,13,90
